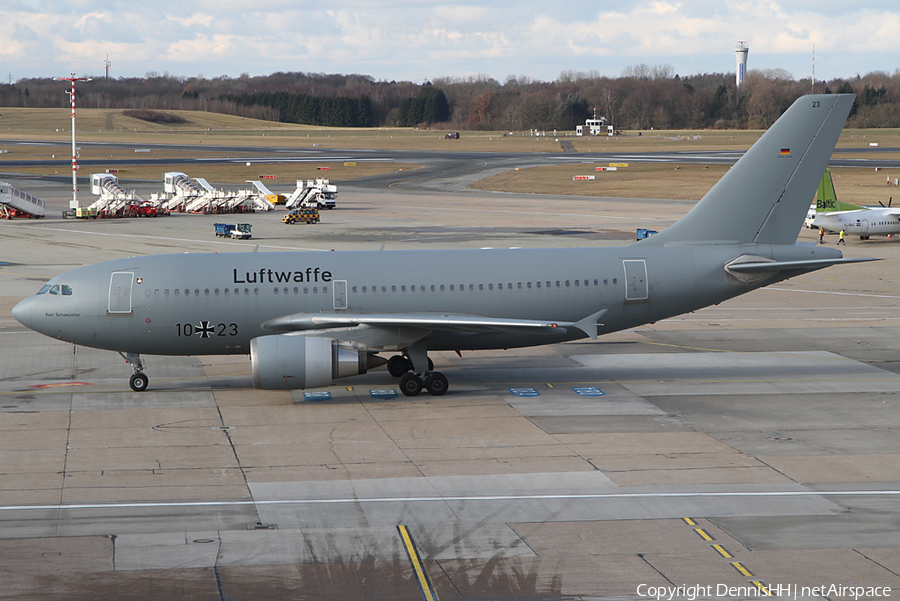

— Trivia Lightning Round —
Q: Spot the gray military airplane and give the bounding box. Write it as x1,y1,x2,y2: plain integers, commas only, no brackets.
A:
13,94,873,396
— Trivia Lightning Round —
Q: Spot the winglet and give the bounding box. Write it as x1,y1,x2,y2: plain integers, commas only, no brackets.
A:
574,309,608,340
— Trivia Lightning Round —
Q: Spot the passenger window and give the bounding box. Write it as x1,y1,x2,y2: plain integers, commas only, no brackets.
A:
392,285,397,292
62,284,73,295
536,282,541,288
440,285,445,291
527,282,532,289
352,286,357,293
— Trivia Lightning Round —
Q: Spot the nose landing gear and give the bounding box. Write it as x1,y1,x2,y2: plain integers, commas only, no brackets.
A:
121,352,149,392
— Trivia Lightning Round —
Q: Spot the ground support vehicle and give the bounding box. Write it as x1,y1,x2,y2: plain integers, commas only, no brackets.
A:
214,223,253,239
283,208,320,224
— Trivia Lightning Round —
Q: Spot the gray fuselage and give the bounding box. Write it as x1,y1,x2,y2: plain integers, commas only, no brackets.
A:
14,242,838,356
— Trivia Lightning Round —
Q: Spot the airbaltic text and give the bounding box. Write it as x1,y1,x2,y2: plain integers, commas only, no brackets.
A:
233,268,332,284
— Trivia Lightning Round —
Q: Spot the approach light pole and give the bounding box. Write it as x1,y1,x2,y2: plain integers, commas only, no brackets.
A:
54,74,92,212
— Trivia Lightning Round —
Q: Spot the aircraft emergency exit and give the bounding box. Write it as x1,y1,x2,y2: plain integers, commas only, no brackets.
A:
13,94,875,396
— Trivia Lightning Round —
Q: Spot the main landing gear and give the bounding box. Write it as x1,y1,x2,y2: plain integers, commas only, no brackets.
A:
387,352,447,397
122,352,149,392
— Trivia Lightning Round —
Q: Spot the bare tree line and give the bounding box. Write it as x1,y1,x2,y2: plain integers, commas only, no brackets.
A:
2,66,899,131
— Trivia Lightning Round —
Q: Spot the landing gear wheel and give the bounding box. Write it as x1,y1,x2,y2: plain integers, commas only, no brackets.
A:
388,355,412,377
424,372,448,396
129,372,149,392
399,373,423,396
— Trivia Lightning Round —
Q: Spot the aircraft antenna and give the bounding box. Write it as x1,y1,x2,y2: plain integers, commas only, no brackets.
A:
54,74,93,212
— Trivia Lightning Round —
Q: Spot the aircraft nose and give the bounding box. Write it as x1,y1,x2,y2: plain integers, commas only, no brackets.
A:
12,296,33,330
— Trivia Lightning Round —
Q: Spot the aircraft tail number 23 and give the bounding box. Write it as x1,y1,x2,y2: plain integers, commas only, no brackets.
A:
176,321,239,338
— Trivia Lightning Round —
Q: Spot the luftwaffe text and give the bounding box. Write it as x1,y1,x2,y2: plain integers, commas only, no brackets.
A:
233,267,332,284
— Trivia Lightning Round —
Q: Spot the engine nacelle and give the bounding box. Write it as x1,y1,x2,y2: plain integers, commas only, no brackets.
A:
250,335,373,390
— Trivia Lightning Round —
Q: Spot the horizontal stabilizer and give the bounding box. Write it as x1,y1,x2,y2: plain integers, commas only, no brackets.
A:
726,257,880,274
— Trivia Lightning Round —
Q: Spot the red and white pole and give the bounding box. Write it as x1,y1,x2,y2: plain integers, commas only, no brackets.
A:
54,74,91,211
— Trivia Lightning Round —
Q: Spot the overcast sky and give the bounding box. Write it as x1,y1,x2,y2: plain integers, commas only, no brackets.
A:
2,1,898,84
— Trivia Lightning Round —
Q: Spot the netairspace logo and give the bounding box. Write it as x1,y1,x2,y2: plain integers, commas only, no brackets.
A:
636,583,892,600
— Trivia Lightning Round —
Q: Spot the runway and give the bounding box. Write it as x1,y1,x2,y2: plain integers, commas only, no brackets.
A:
1,174,900,599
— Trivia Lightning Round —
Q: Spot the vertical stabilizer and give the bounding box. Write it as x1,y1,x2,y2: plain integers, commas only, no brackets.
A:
642,94,855,246
816,168,864,212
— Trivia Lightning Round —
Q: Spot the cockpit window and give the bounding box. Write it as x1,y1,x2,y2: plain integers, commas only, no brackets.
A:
37,285,51,295
49,285,60,295
61,284,73,296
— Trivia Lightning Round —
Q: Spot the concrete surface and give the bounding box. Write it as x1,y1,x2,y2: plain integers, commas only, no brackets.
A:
1,172,900,599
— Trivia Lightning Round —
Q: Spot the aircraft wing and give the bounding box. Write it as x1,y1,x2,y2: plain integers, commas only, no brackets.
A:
727,257,879,274
262,310,608,338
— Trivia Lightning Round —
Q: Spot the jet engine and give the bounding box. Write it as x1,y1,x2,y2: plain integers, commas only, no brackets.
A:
250,335,384,390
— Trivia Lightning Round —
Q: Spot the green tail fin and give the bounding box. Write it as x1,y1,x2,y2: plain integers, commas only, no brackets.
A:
816,169,864,212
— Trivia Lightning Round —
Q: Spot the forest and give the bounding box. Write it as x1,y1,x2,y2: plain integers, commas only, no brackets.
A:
1,66,899,131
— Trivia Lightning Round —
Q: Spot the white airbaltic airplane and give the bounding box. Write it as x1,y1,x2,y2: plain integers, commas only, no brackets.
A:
813,168,900,239
13,94,875,396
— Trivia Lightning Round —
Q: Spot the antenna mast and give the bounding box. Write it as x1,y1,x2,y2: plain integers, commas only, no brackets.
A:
105,55,111,83
54,74,92,211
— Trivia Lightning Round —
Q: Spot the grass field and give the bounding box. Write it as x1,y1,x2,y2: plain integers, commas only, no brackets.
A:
473,162,900,206
2,107,899,198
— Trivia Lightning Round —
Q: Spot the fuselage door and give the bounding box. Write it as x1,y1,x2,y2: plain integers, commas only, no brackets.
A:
333,280,348,310
623,260,648,301
108,272,134,314
860,219,869,233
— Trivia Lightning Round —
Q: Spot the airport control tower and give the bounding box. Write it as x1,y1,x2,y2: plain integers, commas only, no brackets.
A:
735,41,749,88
